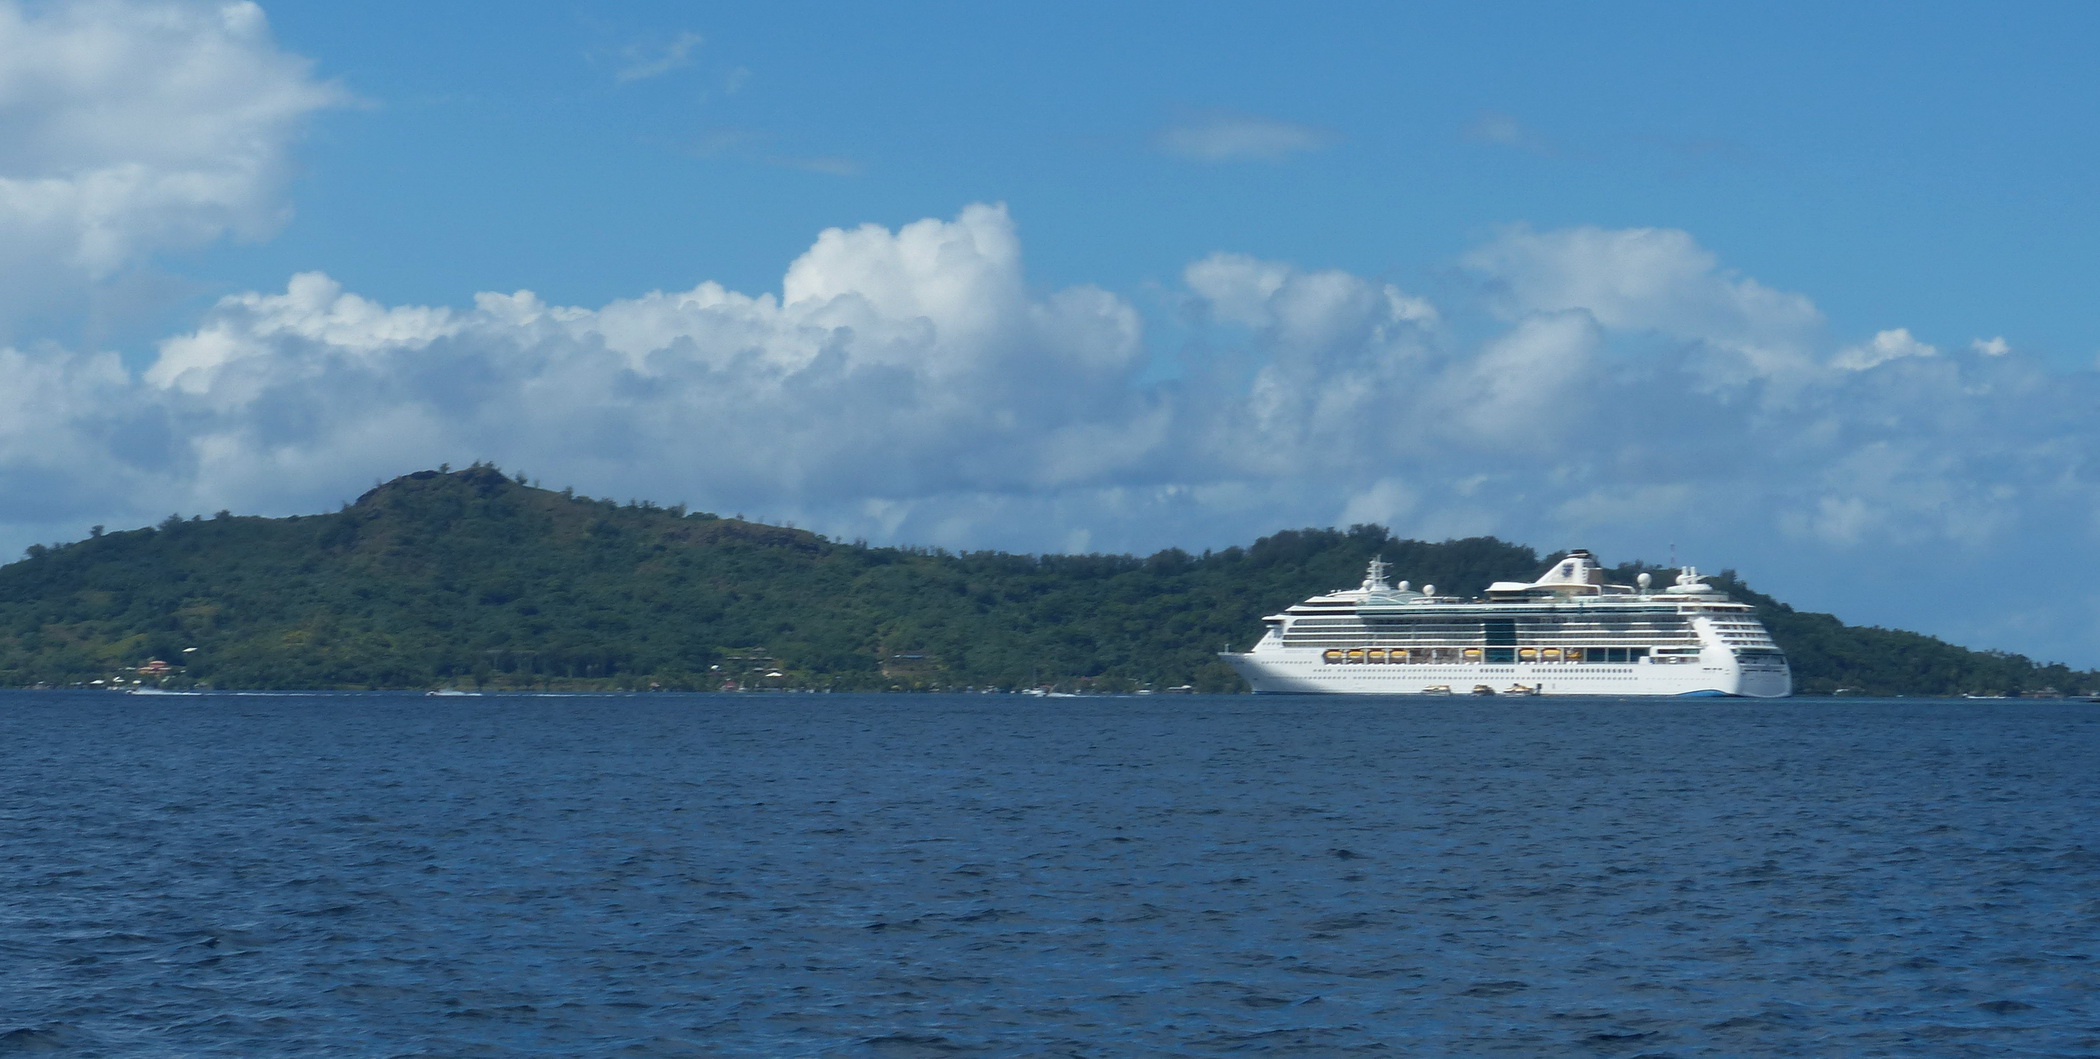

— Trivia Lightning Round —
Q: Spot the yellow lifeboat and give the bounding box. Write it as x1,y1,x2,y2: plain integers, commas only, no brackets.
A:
1366,648,1387,663
1345,648,1366,663
1391,648,1410,663
1461,647,1482,660
1565,648,1584,661
1322,649,1342,664
1541,647,1561,660
1518,647,1538,661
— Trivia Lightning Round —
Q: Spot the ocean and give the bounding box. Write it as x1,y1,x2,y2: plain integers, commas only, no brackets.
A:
1,691,2093,1057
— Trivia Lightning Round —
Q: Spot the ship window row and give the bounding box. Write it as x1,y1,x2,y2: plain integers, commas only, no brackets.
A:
1319,646,1659,664
1287,619,1694,634
1283,641,1698,654
1282,626,1695,637
1298,612,1696,623
1281,631,1698,646
1295,607,1703,619
1276,617,1688,626
1281,638,1698,652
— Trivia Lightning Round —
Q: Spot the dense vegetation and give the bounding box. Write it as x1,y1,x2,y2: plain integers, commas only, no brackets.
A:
0,465,2087,696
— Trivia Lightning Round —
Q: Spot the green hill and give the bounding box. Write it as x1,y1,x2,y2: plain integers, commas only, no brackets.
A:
0,465,2085,695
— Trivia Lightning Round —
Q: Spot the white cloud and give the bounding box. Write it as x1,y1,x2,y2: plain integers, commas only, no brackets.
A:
1339,478,1419,529
1444,311,1600,447
147,271,459,395
1464,224,1824,381
1187,252,1437,334
609,29,702,83
1777,440,2010,548
1156,111,1339,162
0,0,344,331
1181,252,1442,479
1972,335,2011,357
127,204,1158,516
1834,327,1937,371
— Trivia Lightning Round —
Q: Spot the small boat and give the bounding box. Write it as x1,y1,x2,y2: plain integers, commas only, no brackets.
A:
426,688,482,697
1470,684,1497,696
125,686,202,696
1506,683,1542,696
1422,684,1452,695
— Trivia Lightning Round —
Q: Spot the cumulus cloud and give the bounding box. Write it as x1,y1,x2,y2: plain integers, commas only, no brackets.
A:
1834,327,1936,371
1972,335,2011,357
1156,111,1339,162
1464,224,1824,380
0,0,344,332
120,204,1161,522
1444,311,1601,447
1179,251,1442,479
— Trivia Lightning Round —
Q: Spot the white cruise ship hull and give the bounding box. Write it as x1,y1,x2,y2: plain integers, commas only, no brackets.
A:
1224,650,1791,698
1227,553,1792,698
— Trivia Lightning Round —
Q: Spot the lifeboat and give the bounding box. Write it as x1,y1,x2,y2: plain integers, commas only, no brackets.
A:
1391,648,1410,663
1470,684,1497,696
1541,647,1561,660
1322,649,1342,664
1422,684,1452,694
1461,647,1482,660
1345,648,1366,663
1366,648,1387,663
1518,647,1538,661
1564,648,1584,661
1506,683,1542,695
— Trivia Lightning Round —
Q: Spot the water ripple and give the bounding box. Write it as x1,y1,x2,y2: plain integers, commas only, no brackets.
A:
0,692,2094,1056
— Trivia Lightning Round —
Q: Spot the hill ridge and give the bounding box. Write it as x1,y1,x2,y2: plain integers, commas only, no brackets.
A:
0,466,2085,695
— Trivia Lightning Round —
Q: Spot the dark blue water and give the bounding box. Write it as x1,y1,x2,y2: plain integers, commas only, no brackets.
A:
1,692,2094,1057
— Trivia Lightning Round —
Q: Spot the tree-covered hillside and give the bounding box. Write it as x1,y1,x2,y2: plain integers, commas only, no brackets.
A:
0,465,2085,695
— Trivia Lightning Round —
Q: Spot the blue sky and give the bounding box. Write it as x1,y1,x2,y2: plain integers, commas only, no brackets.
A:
7,0,2100,666
203,1,2100,355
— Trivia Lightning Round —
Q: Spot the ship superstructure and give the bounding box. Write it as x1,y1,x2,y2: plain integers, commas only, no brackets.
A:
1221,550,1791,697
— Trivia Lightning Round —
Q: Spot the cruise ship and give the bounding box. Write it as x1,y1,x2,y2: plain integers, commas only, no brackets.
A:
1221,550,1791,697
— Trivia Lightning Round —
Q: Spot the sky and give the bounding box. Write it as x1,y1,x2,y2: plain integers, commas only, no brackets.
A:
6,0,2100,665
